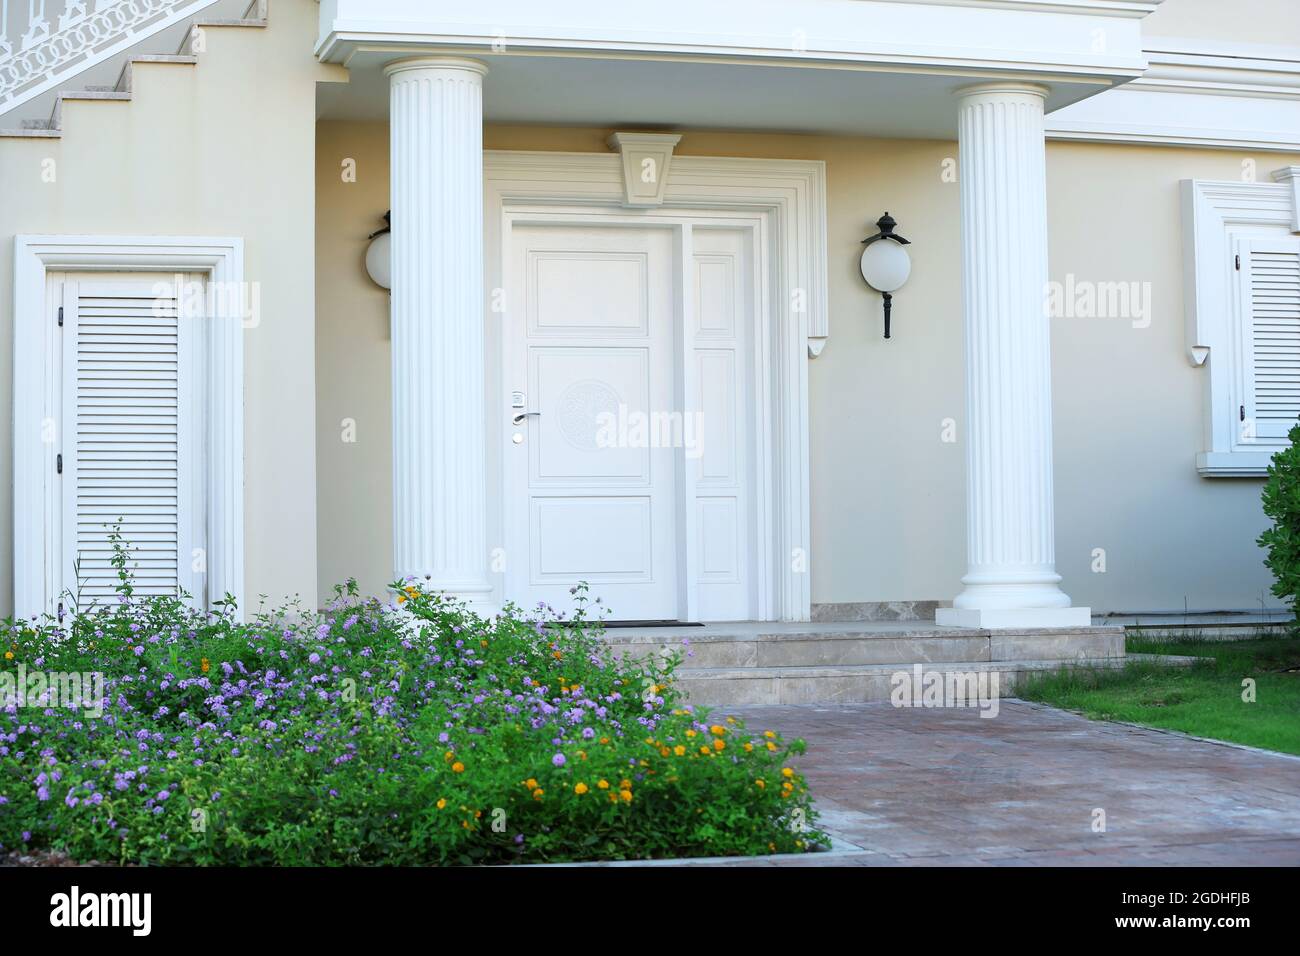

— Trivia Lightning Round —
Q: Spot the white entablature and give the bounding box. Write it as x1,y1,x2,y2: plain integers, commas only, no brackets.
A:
315,0,1159,141
316,0,1157,83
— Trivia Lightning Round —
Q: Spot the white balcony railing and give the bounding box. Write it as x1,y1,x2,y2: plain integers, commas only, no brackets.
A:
0,0,222,113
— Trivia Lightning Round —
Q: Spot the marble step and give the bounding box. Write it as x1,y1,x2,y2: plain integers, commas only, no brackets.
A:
673,658,1127,707
602,625,1124,670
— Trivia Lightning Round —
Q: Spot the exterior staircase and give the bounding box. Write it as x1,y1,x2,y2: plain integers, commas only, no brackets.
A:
603,620,1127,706
0,0,262,135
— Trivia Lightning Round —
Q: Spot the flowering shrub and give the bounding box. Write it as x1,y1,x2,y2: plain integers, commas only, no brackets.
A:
0,562,825,864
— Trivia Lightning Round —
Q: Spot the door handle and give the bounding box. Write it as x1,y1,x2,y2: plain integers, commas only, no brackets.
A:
512,411,541,426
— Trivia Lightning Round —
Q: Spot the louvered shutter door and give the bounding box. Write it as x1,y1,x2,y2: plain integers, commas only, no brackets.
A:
61,279,193,605
1240,238,1300,442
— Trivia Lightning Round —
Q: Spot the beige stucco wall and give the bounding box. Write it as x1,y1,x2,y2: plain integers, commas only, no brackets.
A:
316,120,1296,614
0,0,343,616
1144,0,1300,44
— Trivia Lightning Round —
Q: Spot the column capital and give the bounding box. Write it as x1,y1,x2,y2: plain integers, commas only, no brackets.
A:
384,56,489,80
953,81,1050,103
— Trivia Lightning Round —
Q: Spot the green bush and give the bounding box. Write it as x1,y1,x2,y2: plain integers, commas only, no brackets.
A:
0,558,825,864
1259,421,1300,622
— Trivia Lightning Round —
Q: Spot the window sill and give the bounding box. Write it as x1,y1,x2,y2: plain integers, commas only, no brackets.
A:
1196,452,1276,478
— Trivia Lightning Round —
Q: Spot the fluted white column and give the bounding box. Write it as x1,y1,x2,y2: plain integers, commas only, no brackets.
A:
936,83,1089,629
386,57,495,613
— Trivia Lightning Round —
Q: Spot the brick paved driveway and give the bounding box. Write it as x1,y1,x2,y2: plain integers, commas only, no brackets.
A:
705,700,1300,866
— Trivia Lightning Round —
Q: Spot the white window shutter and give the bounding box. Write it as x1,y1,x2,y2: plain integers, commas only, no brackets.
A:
1238,237,1300,443
60,278,200,607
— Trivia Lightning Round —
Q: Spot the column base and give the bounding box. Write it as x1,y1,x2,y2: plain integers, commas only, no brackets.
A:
936,606,1093,629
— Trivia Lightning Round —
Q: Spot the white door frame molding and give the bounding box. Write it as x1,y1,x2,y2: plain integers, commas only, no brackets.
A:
484,151,827,622
12,235,245,619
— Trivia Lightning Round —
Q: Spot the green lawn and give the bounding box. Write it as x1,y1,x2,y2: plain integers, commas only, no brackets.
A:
1016,632,1300,755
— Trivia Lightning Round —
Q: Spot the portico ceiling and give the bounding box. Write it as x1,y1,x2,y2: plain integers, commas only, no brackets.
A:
314,0,1159,137
316,51,1114,138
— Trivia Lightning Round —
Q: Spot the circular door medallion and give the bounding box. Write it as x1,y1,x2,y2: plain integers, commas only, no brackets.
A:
556,379,621,451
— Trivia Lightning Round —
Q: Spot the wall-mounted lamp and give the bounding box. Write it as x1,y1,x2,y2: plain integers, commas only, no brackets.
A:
365,210,392,290
860,212,911,339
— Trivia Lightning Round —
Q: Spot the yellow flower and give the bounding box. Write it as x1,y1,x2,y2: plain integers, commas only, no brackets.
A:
599,737,610,745
713,738,725,751
782,767,795,778
619,779,632,790
444,750,455,762
755,779,766,789
659,747,671,758
4,651,13,660
764,730,776,739
619,789,633,803
710,724,726,736
726,717,736,725
532,788,544,801
574,782,589,795
436,798,447,809
685,729,697,738
608,792,619,803
452,761,465,773
480,639,488,648
743,743,754,753
597,779,610,790
525,778,539,790
766,742,778,752
673,745,686,757
699,746,710,755
200,658,210,673
397,594,407,605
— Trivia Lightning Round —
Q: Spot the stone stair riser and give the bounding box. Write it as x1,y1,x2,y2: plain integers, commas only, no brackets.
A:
677,660,1126,707
605,632,1123,670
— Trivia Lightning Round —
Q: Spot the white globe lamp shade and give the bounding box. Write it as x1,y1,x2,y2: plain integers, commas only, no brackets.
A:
365,230,392,291
860,239,911,293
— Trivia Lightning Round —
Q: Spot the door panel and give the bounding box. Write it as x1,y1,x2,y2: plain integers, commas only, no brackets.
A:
532,348,648,482
507,224,678,620
689,229,753,620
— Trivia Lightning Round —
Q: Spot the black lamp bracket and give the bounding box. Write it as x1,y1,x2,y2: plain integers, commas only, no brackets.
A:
861,211,911,248
368,210,391,240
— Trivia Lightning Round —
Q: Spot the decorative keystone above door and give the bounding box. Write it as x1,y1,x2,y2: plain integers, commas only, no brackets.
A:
607,132,683,207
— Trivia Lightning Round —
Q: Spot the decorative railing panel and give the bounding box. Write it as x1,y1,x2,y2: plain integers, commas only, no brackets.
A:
0,0,222,112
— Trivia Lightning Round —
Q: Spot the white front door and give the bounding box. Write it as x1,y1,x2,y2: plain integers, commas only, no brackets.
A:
503,218,761,621
506,223,680,620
